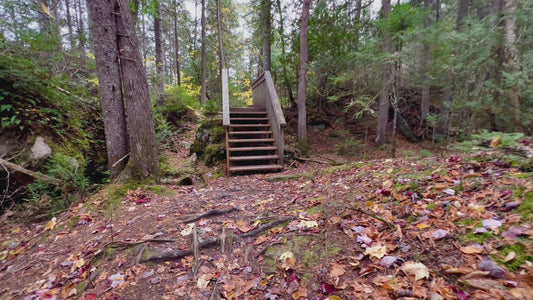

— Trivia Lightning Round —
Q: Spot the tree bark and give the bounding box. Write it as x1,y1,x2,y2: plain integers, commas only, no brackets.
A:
87,0,129,179
115,0,160,180
375,0,392,147
65,0,75,49
173,0,181,86
76,0,86,51
420,0,433,123
154,2,165,106
297,0,310,144
200,0,207,105
216,0,225,77
502,0,522,132
275,0,295,106
262,0,272,72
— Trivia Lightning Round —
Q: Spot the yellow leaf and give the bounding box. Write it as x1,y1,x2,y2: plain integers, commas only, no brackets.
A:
416,223,430,229
490,136,501,148
44,217,57,231
325,296,342,300
40,2,56,19
279,251,296,270
299,220,318,229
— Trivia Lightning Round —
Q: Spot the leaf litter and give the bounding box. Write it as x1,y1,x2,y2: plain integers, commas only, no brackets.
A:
1,146,533,299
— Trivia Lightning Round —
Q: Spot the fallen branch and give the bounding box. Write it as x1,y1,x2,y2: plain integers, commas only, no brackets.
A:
0,158,60,186
143,217,292,262
354,206,396,230
182,207,239,223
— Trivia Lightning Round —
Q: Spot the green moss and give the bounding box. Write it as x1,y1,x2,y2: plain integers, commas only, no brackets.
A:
76,280,88,294
518,191,533,218
460,232,494,244
427,203,436,210
306,204,323,215
511,172,533,179
418,149,434,158
68,216,80,227
492,242,533,272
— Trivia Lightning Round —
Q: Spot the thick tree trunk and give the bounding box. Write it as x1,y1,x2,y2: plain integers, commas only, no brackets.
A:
76,0,86,51
216,0,225,80
200,0,207,105
87,0,130,179
375,0,392,147
154,2,165,106
502,0,522,132
116,0,160,180
297,0,310,144
262,0,272,72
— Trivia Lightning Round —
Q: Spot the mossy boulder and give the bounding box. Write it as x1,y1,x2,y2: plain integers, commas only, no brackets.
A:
191,119,226,167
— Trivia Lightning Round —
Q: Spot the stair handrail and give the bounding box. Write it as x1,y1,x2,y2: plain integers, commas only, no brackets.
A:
251,71,286,164
222,68,230,127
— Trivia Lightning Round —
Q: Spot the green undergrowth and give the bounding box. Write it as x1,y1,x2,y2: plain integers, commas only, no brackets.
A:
492,242,533,272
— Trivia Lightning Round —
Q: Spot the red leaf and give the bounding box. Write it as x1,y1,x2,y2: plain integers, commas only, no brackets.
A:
321,282,337,295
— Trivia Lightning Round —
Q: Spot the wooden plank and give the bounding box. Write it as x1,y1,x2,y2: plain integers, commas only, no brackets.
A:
230,124,270,128
228,131,272,135
228,138,275,143
222,69,230,127
228,146,277,151
229,155,279,161
229,164,283,172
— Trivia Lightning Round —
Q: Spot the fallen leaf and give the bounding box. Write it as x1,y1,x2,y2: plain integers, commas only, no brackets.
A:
299,220,318,229
279,252,296,270
478,257,505,278
502,225,529,239
443,189,455,196
481,219,502,231
417,223,430,229
44,217,57,231
504,251,516,262
180,223,194,236
460,244,484,254
197,274,211,289
380,256,398,268
432,229,448,240
364,245,387,259
325,296,342,300
330,263,345,278
401,262,429,281
465,278,503,290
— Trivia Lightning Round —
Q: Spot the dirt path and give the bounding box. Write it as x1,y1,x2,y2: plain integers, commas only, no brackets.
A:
1,129,532,299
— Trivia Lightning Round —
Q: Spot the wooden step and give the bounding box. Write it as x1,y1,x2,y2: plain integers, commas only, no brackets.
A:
230,111,267,116
228,131,272,135
230,107,266,112
229,155,279,161
228,146,277,152
228,138,275,143
230,124,271,128
230,117,269,121
229,164,283,172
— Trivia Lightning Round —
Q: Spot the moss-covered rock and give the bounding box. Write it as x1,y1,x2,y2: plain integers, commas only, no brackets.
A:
191,119,226,167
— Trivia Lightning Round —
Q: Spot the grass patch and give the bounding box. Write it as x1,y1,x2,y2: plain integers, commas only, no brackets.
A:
460,232,494,244
306,204,323,215
68,216,80,227
418,149,434,158
511,172,533,179
517,191,533,218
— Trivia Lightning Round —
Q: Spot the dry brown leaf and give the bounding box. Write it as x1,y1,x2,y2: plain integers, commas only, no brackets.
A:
364,245,387,259
460,244,484,254
330,263,346,278
401,262,429,282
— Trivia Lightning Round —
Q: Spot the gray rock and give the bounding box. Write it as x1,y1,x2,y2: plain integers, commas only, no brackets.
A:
30,137,52,161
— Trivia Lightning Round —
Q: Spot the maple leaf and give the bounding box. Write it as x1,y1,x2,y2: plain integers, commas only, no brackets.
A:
401,262,429,281
44,217,57,231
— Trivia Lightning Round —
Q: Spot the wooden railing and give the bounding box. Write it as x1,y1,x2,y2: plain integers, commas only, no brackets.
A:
251,71,286,164
222,68,230,127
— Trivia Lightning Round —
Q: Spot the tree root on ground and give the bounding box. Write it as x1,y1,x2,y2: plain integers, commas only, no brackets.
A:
143,217,292,263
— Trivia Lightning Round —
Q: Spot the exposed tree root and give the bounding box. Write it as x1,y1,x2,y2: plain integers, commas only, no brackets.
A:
0,157,60,186
143,217,292,263
182,207,240,223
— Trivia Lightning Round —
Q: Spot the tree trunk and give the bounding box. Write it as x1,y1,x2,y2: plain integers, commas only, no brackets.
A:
375,0,392,147
76,0,86,51
87,0,129,179
262,0,272,72
173,0,181,86
65,0,75,49
502,0,522,132
200,0,207,105
275,0,295,106
216,0,225,74
420,0,433,123
115,0,160,180
297,0,310,144
154,2,165,106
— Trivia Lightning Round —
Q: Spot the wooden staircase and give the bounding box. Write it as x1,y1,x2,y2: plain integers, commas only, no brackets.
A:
226,107,283,174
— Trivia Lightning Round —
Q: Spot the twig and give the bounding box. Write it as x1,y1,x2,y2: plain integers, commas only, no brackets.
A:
354,206,396,230
182,207,239,223
1,163,9,205
143,217,292,262
293,157,330,165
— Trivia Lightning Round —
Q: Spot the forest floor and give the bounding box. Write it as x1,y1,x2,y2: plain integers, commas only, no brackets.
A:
1,126,533,300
